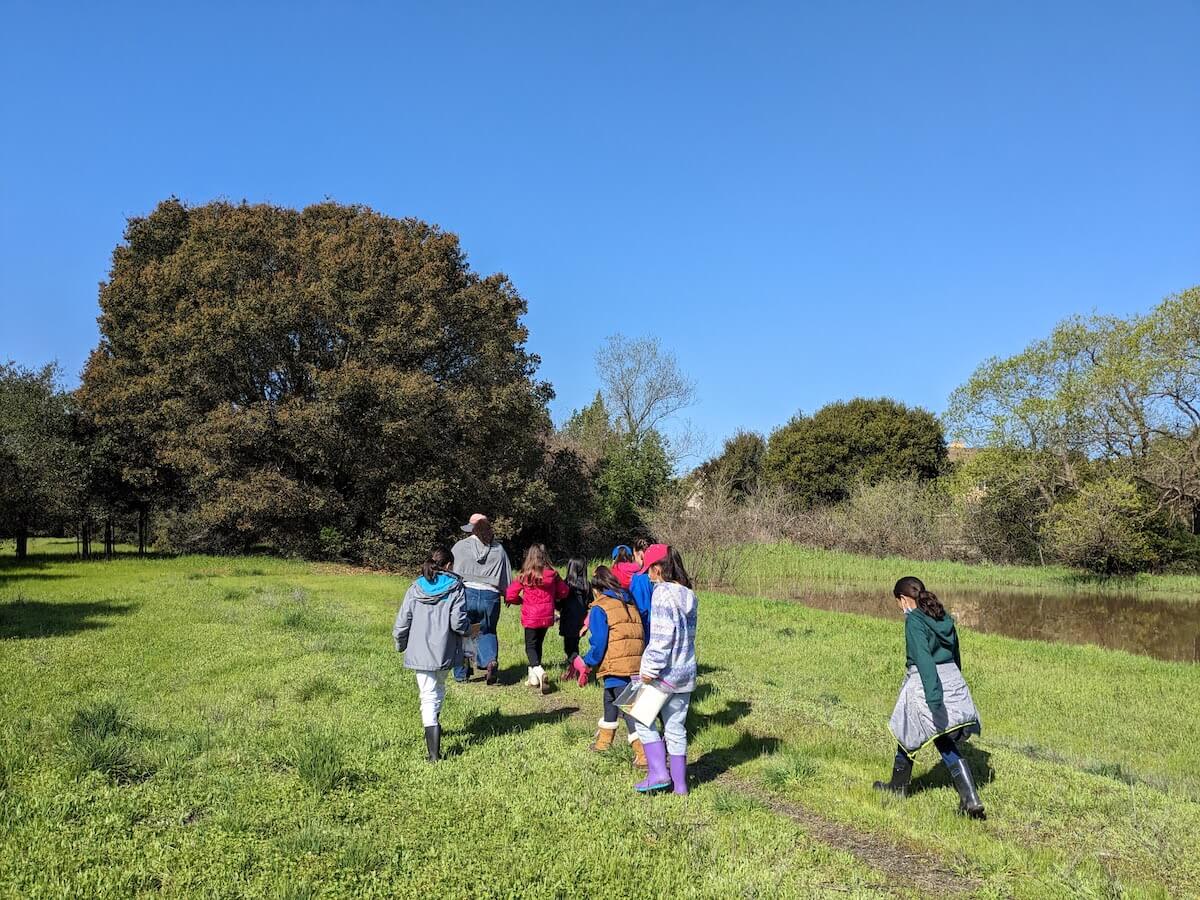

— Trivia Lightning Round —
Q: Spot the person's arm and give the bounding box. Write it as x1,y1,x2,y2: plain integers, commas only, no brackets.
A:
392,592,414,652
497,547,512,592
951,626,963,672
449,586,469,636
554,575,570,603
906,614,944,707
504,581,522,605
630,575,653,638
639,591,675,683
580,606,608,669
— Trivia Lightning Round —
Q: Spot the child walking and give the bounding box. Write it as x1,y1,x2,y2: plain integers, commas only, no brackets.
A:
874,576,985,818
610,545,640,589
505,543,569,694
569,566,648,768
559,557,590,670
632,547,698,795
392,546,469,763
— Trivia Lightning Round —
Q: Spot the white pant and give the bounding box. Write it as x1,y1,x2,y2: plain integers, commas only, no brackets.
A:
634,691,691,756
414,669,448,727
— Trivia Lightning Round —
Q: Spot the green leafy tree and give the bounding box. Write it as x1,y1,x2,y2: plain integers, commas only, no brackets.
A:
78,199,555,563
1045,476,1155,574
696,430,766,502
763,398,946,507
0,363,82,558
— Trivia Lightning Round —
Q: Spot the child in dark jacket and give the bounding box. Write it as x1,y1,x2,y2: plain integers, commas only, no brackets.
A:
505,543,569,695
392,546,469,763
558,558,590,670
569,566,648,768
873,576,985,819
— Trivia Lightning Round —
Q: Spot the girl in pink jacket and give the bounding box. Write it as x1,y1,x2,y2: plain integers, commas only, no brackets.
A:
505,543,569,694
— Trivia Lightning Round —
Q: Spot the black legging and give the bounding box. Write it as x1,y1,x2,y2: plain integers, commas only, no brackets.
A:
524,627,548,667
603,685,638,732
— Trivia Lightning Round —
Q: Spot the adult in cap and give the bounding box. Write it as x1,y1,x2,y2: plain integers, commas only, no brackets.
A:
450,514,512,685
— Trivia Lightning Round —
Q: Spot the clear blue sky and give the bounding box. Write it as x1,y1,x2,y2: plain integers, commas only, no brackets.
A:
2,1,1197,460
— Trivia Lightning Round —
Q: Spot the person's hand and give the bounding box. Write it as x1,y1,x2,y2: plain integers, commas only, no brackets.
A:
469,623,481,639
578,621,589,637
568,655,590,686
640,673,655,684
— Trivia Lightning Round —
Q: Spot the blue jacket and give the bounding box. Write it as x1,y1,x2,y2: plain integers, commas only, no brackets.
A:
629,573,654,641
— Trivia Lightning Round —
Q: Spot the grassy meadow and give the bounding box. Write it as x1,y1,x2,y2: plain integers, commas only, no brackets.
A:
2,541,1199,898
696,542,1200,601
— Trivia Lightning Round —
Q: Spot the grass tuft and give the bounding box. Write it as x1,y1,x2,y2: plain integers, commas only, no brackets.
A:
291,728,349,794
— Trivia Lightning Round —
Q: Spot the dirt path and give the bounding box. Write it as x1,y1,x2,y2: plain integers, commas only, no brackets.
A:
529,690,980,898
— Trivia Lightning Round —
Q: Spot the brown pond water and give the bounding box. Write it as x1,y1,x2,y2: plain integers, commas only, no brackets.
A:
777,587,1200,663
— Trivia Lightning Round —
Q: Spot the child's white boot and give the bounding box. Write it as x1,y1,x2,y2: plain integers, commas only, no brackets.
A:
534,665,552,695
526,667,539,687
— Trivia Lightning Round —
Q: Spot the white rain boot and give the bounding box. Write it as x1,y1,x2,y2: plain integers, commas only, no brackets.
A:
526,667,539,687
535,665,552,695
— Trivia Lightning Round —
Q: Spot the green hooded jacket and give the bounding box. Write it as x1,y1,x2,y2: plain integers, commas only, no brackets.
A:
904,608,962,707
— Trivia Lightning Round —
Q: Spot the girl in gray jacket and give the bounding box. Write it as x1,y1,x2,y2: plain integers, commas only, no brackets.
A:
393,546,470,762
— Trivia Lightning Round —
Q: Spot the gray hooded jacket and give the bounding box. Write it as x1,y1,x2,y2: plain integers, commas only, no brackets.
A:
451,535,512,591
392,573,469,671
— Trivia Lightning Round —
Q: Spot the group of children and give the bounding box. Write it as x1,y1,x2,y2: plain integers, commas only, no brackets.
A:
393,534,985,815
392,538,699,795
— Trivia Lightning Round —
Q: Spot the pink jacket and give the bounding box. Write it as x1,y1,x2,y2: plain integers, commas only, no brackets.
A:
505,568,570,629
612,561,640,589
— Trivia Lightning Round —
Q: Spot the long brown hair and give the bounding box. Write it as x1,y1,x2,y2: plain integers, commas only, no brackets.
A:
893,576,946,620
520,543,551,586
658,547,692,589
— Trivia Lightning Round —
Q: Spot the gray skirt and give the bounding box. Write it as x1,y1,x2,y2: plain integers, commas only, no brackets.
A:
888,663,982,757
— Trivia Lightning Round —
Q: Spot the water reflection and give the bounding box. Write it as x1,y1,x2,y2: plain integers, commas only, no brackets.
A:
781,587,1200,663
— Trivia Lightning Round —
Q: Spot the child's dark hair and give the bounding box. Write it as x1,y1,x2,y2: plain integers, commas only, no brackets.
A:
893,576,946,620
422,546,453,582
612,545,633,564
590,565,631,601
658,547,692,589
633,538,649,553
566,557,589,592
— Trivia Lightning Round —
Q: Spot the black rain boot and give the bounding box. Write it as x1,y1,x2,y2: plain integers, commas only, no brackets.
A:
873,753,913,797
424,724,441,763
948,758,985,819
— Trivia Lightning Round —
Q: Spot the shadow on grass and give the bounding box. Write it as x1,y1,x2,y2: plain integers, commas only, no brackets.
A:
453,705,580,756
691,731,784,786
0,598,138,640
907,744,995,796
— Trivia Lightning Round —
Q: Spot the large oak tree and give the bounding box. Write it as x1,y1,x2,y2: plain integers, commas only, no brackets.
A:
78,199,556,563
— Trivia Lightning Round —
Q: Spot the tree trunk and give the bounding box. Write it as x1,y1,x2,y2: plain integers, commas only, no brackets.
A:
138,504,148,556
82,518,92,559
104,518,114,560
15,525,28,560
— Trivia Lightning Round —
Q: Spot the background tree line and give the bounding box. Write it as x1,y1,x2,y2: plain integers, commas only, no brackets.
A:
2,197,1196,576
681,287,1200,575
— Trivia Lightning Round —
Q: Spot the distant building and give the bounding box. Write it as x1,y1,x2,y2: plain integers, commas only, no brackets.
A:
948,440,979,464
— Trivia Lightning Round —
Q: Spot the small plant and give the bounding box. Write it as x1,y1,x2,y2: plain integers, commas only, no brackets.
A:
295,674,341,703
65,701,146,783
292,729,347,794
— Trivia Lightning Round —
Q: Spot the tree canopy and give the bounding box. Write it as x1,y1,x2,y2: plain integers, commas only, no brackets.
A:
77,198,556,563
763,398,946,507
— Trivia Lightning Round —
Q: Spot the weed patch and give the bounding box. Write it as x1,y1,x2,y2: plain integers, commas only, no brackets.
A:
64,701,150,783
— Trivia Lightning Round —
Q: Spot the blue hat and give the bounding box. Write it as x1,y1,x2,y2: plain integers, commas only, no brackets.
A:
611,545,632,561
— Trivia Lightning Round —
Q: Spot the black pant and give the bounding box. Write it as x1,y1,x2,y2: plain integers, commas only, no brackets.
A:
524,627,548,667
603,685,638,732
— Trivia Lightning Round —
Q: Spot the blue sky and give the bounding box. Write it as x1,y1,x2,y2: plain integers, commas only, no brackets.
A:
2,1,1197,460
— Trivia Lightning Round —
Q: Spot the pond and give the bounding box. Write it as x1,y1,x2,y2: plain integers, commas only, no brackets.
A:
780,586,1200,663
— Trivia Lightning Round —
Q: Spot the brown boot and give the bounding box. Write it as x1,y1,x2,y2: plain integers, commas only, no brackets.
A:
590,721,618,752
630,737,648,769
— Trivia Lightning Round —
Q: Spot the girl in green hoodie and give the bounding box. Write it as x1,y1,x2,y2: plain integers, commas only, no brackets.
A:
873,576,985,819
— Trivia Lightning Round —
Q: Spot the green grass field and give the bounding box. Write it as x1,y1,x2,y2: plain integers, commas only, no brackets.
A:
696,542,1200,600
2,543,1198,897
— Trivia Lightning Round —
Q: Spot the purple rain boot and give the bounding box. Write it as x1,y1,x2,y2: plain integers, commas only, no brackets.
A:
635,740,671,793
669,754,689,795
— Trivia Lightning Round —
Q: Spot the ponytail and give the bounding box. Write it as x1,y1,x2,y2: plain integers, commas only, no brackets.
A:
893,575,945,620
917,589,946,620
422,546,453,583
659,547,693,590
